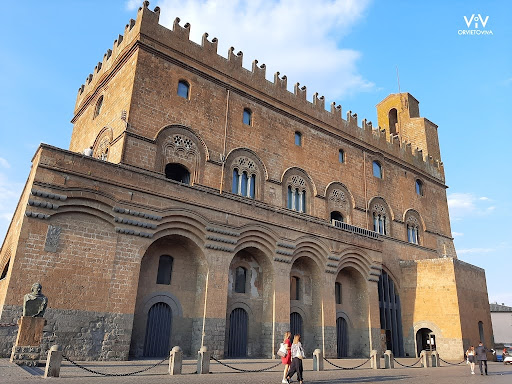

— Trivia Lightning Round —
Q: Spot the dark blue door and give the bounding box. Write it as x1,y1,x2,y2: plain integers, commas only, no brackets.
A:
290,312,303,337
336,316,348,357
143,302,172,357
228,308,248,357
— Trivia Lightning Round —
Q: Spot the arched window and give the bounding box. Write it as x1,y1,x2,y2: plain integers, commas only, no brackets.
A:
415,179,423,196
234,266,247,293
371,201,389,235
177,80,190,99
156,255,174,285
406,213,421,245
165,163,191,185
338,149,345,163
478,321,484,343
290,276,300,300
335,282,342,304
389,108,398,135
287,186,306,213
331,211,344,227
232,168,255,199
243,108,252,126
93,95,103,118
294,131,302,146
373,161,382,179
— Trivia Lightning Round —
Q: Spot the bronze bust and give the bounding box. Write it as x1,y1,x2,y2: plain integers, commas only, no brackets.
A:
23,283,48,317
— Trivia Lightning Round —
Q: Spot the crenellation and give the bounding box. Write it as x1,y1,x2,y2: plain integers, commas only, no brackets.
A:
201,33,218,53
251,60,266,79
227,47,243,68
172,17,191,40
294,83,307,100
347,111,358,127
330,102,342,119
274,72,287,90
95,62,102,73
313,93,325,110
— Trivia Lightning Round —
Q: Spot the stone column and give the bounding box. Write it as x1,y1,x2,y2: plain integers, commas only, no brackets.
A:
420,350,429,368
197,346,211,374
10,316,46,366
370,349,380,369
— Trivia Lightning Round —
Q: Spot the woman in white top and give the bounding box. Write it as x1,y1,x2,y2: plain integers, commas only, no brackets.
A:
286,334,304,384
466,345,476,374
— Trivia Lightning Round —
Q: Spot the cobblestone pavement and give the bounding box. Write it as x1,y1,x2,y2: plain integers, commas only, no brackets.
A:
1,358,511,384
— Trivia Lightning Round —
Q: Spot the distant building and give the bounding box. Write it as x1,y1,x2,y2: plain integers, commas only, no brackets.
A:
490,303,512,346
0,2,493,360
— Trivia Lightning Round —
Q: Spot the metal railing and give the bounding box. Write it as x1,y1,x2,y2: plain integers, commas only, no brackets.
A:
332,220,379,239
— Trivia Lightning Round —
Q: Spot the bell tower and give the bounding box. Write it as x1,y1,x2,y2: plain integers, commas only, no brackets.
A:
376,93,441,162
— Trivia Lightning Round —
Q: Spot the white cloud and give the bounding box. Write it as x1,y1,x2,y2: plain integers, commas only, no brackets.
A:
0,158,10,169
126,0,140,10
146,0,374,100
452,231,464,237
457,248,495,255
447,192,496,219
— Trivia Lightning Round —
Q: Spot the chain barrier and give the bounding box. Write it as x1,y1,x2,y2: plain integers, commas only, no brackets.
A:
438,357,466,366
62,355,166,377
210,356,281,373
393,357,423,368
323,357,371,370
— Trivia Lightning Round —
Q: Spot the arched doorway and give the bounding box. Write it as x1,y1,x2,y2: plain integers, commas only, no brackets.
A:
143,302,172,357
225,246,274,357
130,235,207,357
336,317,348,358
227,308,248,357
290,255,322,357
416,328,435,356
335,266,369,357
378,271,404,357
290,312,303,337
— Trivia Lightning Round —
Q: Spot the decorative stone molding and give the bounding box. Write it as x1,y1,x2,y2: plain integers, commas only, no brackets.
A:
25,212,50,220
112,206,162,221
276,242,295,249
274,257,292,264
206,227,240,237
114,217,157,229
44,225,61,253
205,235,237,245
276,249,293,256
115,227,153,238
28,200,60,210
204,244,234,252
31,190,67,201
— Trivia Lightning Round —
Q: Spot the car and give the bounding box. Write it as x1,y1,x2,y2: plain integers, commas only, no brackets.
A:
504,347,512,365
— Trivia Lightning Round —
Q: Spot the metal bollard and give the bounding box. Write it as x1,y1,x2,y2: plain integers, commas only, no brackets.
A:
384,350,394,369
169,346,183,375
420,350,430,368
370,349,380,369
44,345,63,378
431,351,439,367
197,346,211,374
312,349,324,371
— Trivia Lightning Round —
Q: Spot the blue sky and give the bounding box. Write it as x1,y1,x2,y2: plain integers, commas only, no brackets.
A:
0,0,510,305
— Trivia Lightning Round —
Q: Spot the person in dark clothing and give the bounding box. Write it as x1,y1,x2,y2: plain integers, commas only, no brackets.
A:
475,341,495,375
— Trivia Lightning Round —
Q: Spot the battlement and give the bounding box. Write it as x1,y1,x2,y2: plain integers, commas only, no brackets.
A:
74,1,445,182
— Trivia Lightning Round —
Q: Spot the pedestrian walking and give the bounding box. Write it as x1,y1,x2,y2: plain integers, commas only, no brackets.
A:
279,331,292,384
286,334,305,384
466,345,476,374
475,341,494,375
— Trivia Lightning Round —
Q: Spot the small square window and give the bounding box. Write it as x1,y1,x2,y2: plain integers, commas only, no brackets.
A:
294,132,302,146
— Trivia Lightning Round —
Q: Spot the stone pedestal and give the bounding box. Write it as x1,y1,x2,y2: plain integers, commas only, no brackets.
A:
313,349,324,371
10,316,46,366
